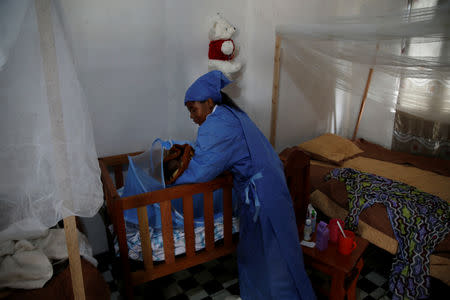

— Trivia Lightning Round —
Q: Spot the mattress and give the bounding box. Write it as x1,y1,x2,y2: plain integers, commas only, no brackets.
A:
113,217,239,261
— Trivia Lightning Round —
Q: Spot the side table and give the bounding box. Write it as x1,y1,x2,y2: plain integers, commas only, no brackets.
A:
301,232,369,300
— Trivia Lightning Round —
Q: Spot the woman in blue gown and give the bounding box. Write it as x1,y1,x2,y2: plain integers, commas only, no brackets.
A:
175,70,315,300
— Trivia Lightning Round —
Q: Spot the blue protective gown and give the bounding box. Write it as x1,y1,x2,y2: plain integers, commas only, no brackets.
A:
175,105,316,300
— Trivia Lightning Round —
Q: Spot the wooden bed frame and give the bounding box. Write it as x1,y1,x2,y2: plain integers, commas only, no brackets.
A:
99,152,237,299
279,147,311,240
281,140,450,286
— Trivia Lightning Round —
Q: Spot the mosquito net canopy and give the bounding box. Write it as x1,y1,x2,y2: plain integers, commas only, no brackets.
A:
0,0,103,242
274,2,449,150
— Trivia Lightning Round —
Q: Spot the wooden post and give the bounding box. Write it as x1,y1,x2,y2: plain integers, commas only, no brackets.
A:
36,1,86,298
270,34,282,147
64,216,86,300
352,68,374,141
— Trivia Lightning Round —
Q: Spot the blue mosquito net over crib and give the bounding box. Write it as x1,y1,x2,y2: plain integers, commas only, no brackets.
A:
121,139,235,229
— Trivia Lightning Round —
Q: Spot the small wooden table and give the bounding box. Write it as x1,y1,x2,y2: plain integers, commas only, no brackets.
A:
301,232,369,300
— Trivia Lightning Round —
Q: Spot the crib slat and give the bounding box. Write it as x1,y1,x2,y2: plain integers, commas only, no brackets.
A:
223,187,233,247
98,160,116,219
160,201,175,264
183,195,196,257
113,201,134,299
114,165,124,189
204,191,215,252
137,206,153,271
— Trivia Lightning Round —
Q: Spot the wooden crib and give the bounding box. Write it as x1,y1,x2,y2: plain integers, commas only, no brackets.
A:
99,152,237,299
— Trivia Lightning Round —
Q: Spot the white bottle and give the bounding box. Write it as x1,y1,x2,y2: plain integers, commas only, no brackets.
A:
304,219,312,241
311,210,316,233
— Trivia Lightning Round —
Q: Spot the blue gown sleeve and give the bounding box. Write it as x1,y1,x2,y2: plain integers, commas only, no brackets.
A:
174,114,241,184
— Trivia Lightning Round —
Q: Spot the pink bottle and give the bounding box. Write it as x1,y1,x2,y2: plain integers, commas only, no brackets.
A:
328,218,344,243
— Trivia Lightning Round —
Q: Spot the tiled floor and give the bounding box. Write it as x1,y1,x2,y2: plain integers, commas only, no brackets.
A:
97,253,239,300
96,244,449,300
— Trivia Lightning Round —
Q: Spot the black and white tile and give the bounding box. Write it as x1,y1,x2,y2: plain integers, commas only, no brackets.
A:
96,244,449,300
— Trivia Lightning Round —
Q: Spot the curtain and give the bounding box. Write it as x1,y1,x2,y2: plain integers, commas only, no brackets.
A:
391,0,450,159
392,110,449,159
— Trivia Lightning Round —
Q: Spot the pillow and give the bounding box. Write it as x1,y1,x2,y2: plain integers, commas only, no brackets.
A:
298,133,363,165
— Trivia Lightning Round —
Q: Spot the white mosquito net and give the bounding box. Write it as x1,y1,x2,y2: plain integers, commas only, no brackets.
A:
274,1,449,150
0,0,103,242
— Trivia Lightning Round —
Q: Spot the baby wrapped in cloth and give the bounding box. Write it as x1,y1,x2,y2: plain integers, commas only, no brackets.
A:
163,144,194,185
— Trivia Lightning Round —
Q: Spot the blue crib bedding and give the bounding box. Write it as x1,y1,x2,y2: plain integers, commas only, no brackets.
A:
113,217,239,261
115,143,239,261
120,144,238,229
116,186,239,261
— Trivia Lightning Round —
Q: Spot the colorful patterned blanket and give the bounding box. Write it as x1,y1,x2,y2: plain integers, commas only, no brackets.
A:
326,168,450,300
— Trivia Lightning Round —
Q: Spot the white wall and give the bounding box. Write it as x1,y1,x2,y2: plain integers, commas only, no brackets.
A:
163,0,247,143
57,0,406,157
57,0,168,156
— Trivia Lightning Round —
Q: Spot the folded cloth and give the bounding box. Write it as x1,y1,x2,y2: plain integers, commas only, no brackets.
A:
34,228,97,267
0,240,52,289
0,229,96,289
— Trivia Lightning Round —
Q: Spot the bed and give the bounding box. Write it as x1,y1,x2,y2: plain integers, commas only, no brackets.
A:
98,152,239,299
281,134,450,290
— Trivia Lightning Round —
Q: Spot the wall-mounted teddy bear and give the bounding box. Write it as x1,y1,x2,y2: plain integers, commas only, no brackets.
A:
208,14,242,79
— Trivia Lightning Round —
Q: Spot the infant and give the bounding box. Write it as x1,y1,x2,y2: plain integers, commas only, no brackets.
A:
164,158,181,182
163,144,194,184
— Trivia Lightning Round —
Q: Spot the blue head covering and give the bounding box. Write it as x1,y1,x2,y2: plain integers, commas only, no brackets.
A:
184,70,232,104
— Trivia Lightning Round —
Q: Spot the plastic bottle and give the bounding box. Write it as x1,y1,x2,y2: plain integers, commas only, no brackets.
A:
303,219,312,241
311,210,316,233
316,221,329,251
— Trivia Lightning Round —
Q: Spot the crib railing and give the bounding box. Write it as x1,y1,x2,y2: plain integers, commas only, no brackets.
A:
99,153,236,299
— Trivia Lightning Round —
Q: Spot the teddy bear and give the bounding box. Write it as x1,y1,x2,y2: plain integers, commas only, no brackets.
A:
208,14,242,79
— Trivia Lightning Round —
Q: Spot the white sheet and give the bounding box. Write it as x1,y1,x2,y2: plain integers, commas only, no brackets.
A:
0,229,96,289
